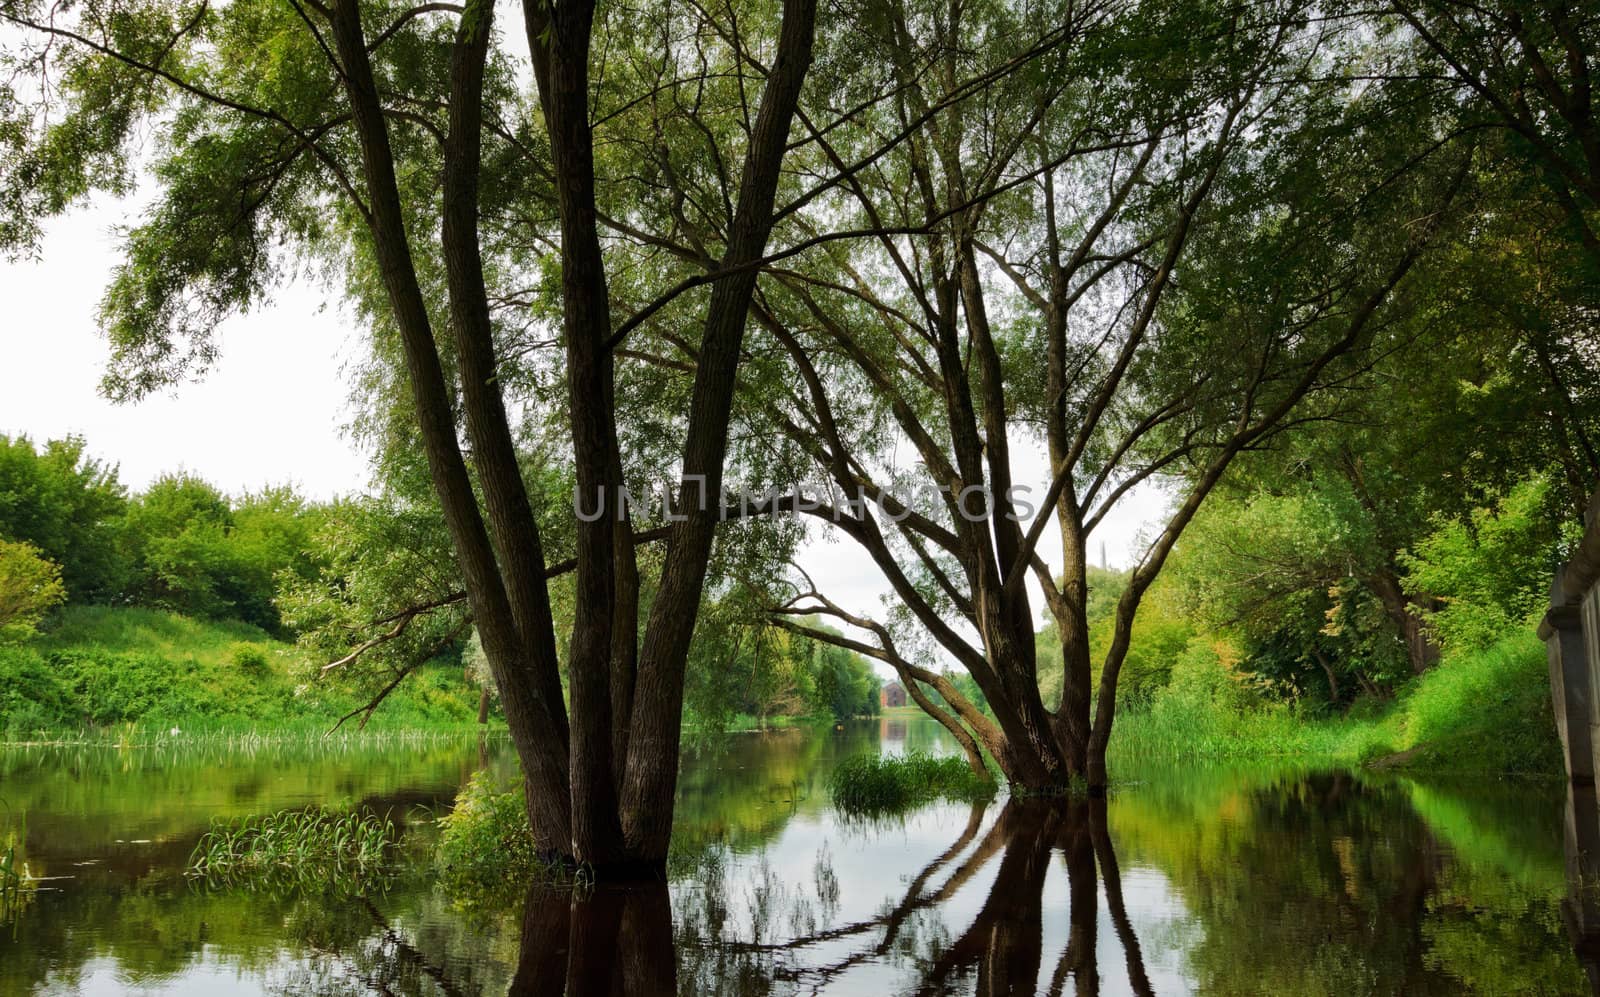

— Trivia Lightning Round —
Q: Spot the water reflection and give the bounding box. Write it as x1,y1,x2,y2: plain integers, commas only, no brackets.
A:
1563,782,1600,995
0,727,1593,995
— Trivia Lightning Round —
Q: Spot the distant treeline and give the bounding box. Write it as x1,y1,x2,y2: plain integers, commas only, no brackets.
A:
0,433,321,635
0,432,883,731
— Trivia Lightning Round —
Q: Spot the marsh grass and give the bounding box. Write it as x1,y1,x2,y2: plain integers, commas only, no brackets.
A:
187,808,398,892
828,751,996,816
0,803,32,930
1110,633,1562,776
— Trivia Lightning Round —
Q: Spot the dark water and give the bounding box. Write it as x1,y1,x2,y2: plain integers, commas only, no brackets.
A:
0,717,1596,995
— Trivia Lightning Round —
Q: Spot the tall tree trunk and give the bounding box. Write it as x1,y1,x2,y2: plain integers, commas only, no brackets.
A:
1366,569,1440,674
329,0,575,857
618,0,819,862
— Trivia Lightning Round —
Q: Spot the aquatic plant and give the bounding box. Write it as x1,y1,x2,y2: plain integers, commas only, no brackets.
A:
187,808,397,889
828,752,995,816
0,803,32,929
434,771,559,902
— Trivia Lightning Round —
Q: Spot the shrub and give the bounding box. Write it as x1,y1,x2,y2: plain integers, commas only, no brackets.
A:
230,643,269,673
436,771,541,895
0,539,66,645
1401,477,1566,654
828,751,994,816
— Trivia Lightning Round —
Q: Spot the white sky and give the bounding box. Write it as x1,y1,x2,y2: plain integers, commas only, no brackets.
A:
0,196,369,500
0,201,1169,644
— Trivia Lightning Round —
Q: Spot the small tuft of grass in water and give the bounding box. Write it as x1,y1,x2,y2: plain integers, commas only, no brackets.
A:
187,808,397,890
828,752,995,816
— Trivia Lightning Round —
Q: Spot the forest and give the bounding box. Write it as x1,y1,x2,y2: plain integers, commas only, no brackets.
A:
0,1,1597,987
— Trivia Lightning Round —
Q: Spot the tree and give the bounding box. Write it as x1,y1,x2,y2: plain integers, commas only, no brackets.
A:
0,538,66,643
757,0,1471,789
116,473,315,632
0,434,127,602
1,0,824,874
1383,0,1600,265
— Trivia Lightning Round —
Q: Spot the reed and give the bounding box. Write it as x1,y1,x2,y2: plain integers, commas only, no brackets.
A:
828,751,995,816
187,808,397,889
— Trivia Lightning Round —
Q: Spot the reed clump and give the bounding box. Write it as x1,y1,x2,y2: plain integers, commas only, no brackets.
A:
828,752,995,816
187,808,397,889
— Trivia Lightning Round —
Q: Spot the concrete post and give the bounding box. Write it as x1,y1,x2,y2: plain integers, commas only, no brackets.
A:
1545,601,1597,784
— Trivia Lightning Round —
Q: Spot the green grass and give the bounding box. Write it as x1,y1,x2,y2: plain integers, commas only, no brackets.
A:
187,808,398,891
1110,632,1563,777
828,751,996,816
0,606,495,741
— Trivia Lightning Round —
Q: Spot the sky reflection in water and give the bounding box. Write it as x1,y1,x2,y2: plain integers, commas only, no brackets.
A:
0,717,1592,995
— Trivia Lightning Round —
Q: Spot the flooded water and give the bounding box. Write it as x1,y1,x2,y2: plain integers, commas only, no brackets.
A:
1,716,1596,995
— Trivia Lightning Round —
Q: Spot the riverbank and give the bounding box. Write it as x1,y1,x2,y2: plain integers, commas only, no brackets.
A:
0,606,870,744
0,606,492,740
1110,632,1563,777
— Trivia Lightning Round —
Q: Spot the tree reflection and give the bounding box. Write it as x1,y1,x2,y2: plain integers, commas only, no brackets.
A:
914,798,1152,997
631,797,1152,995
510,883,679,996
494,771,1588,996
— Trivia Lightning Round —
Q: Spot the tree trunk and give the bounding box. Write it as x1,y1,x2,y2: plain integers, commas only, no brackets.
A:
1312,648,1340,704
1367,570,1440,674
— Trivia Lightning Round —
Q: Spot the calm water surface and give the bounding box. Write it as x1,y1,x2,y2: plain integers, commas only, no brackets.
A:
1,716,1596,995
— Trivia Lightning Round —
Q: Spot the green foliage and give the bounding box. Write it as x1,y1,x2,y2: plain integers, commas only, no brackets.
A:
1035,567,1195,712
0,434,127,601
120,474,320,633
230,642,269,673
434,770,542,898
684,600,879,730
1112,633,1562,777
1166,488,1412,705
0,606,488,739
0,434,324,634
188,808,398,889
278,494,475,710
0,538,66,644
827,751,994,816
1401,477,1568,654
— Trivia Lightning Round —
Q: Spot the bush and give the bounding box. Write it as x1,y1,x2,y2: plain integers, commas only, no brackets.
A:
230,643,269,673
0,606,493,738
0,645,74,737
828,751,994,816
436,771,541,895
1401,477,1566,654
1112,631,1562,776
0,539,67,644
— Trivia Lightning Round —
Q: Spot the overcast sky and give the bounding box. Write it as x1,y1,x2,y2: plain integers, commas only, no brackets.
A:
0,198,1169,642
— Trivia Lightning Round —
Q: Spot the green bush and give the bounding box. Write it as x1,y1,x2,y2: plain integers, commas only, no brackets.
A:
1112,632,1562,776
230,643,269,673
0,606,493,738
435,771,542,896
828,751,994,816
1401,477,1566,654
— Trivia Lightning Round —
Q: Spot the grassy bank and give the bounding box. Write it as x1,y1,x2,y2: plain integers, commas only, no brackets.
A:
0,606,493,740
1110,632,1563,777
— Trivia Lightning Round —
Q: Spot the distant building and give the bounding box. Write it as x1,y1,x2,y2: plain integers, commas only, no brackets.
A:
881,680,907,708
